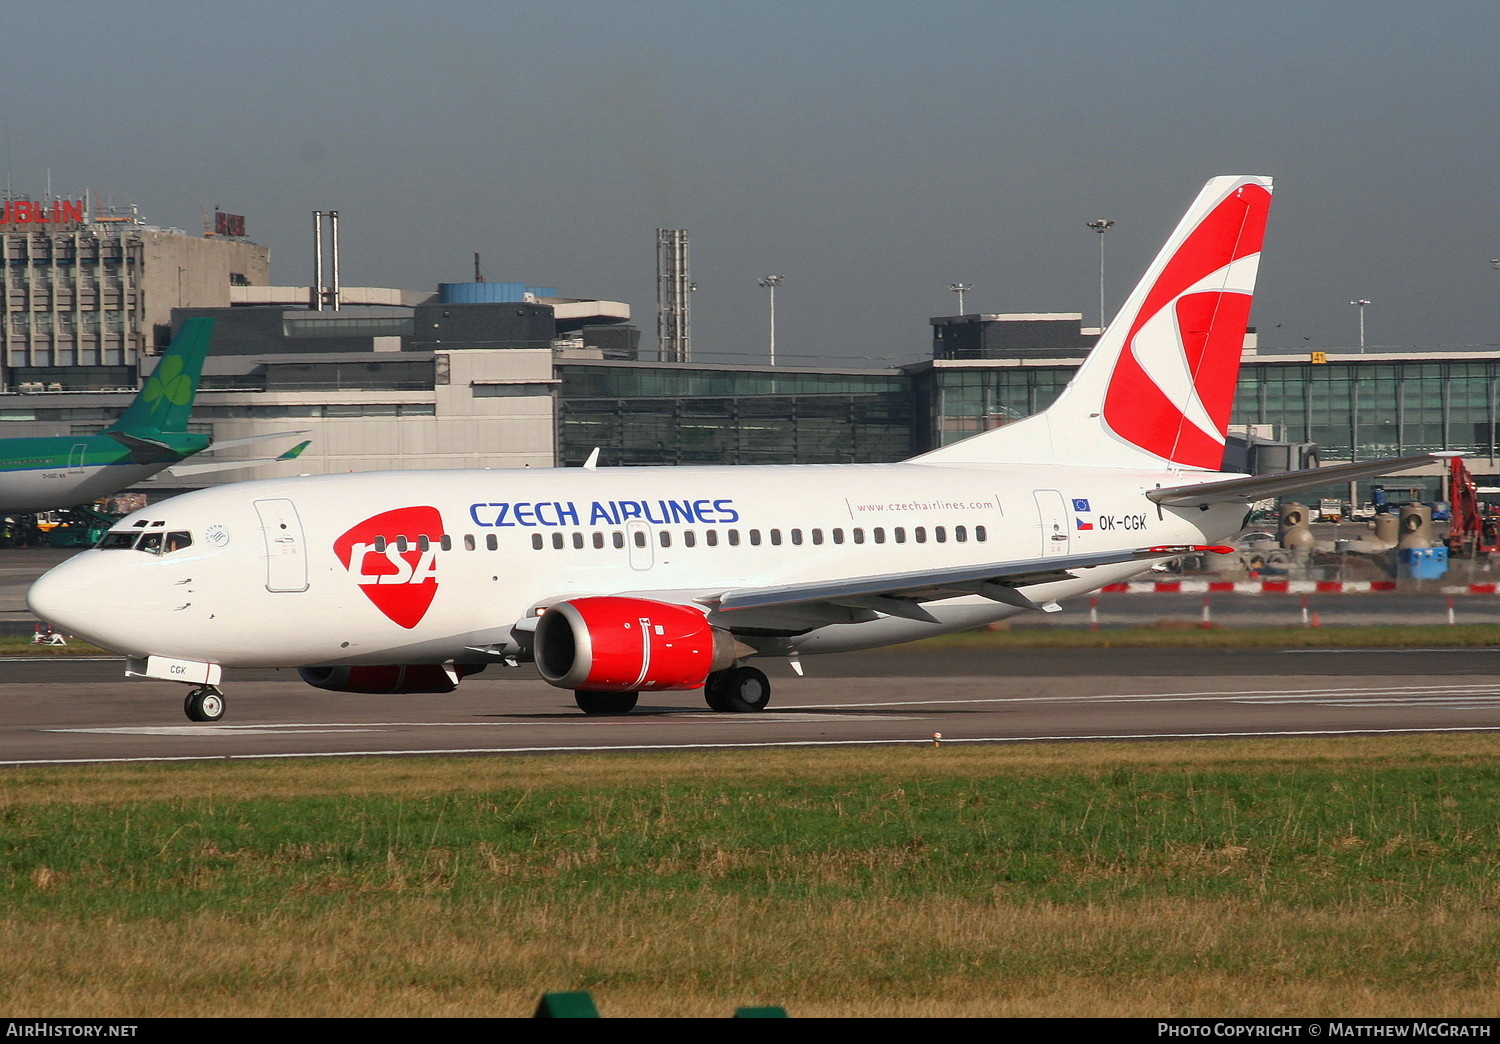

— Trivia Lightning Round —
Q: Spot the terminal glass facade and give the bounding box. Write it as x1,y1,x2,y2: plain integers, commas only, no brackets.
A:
925,357,1500,469
557,363,916,466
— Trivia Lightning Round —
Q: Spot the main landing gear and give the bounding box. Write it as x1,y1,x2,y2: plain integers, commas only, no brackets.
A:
184,686,225,723
570,665,773,715
703,666,771,713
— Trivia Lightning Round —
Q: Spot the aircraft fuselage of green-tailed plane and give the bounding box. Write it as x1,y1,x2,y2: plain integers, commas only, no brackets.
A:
1,318,306,513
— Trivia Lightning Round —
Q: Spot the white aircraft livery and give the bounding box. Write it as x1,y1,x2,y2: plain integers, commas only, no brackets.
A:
25,175,1441,723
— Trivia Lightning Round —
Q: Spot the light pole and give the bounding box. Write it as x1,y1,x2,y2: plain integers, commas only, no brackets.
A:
1086,219,1115,330
949,282,971,315
758,275,784,366
1491,260,1499,348
1350,299,1370,351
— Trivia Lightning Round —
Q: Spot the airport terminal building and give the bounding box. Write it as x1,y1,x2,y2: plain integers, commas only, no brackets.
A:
0,195,1492,508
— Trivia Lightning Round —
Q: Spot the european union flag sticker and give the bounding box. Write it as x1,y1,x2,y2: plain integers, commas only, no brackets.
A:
1072,498,1091,511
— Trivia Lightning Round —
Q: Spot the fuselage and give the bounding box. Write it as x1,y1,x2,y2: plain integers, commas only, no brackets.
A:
27,460,1247,671
0,432,204,513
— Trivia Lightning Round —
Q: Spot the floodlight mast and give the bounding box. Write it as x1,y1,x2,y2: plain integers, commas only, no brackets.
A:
758,275,784,366
1086,219,1115,331
949,282,971,314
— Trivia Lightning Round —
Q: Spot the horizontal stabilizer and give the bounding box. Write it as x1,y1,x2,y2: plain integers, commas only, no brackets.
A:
1148,452,1457,508
104,429,185,464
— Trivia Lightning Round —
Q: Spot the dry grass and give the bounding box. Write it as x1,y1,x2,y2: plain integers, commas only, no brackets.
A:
4,736,1500,1017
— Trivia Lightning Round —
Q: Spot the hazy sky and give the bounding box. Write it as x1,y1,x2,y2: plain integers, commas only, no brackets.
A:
7,1,1497,365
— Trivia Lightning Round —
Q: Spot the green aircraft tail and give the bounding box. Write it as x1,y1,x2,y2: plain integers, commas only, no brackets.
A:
106,317,215,436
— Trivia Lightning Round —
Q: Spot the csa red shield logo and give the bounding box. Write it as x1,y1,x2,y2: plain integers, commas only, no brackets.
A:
333,506,444,629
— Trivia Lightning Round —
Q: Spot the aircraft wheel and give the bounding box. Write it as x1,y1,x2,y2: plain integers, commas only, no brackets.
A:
712,666,771,713
574,689,638,715
184,687,225,723
703,672,733,712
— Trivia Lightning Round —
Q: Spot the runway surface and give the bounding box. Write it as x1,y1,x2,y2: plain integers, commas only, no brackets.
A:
6,645,1500,766
6,545,1500,766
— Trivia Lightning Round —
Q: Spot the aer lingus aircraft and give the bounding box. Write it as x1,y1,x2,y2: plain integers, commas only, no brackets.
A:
0,317,307,513
28,175,1445,723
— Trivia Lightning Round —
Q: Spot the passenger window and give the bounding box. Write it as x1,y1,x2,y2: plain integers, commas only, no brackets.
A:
832,528,845,545
633,531,647,548
894,527,906,543
464,534,476,551
573,532,585,549
164,531,192,553
770,529,782,546
374,536,388,552
593,532,605,549
552,533,565,550
440,535,452,551
684,531,696,548
486,534,498,551
613,532,625,549
418,535,431,552
915,527,927,543
706,530,719,547
812,528,824,545
531,534,543,550
659,531,672,548
396,537,410,552
874,528,886,544
728,530,741,547
749,529,762,546
955,525,967,543
853,529,865,544
935,527,946,543
791,529,803,546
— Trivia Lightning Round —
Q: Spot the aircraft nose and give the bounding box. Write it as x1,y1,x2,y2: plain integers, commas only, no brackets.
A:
27,557,117,648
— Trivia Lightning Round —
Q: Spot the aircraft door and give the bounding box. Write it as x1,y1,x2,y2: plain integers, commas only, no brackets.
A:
67,443,86,474
1033,489,1071,557
254,498,309,593
625,520,655,571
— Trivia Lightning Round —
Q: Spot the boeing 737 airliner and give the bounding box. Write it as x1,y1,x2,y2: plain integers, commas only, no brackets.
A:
26,176,1442,722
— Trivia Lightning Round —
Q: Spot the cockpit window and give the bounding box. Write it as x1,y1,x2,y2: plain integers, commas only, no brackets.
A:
95,529,194,554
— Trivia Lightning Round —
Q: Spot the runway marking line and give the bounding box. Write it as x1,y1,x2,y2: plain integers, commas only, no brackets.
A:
6,725,1500,768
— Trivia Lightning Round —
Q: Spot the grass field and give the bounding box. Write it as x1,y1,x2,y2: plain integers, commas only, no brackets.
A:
3,736,1499,1017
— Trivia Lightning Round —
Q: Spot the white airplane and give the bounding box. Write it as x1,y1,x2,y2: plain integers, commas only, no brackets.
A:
26,175,1441,723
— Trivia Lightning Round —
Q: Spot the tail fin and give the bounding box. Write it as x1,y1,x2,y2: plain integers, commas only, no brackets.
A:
106,317,215,436
914,176,1272,470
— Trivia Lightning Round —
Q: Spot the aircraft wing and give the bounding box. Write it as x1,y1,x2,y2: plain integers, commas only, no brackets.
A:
203,430,310,452
693,543,1227,624
1147,452,1456,508
165,441,311,477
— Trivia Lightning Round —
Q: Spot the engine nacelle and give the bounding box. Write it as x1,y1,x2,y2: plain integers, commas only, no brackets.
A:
534,596,742,692
297,663,485,694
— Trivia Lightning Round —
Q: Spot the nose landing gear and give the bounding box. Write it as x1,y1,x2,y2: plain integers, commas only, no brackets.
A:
184,686,225,722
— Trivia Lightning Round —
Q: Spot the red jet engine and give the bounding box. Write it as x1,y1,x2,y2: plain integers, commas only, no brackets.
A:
534,596,742,692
